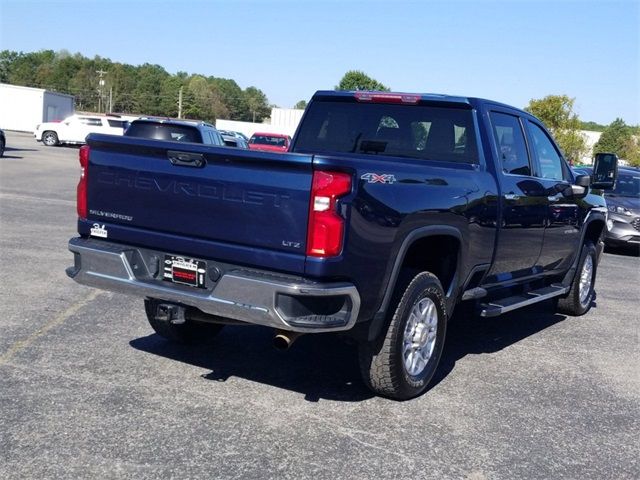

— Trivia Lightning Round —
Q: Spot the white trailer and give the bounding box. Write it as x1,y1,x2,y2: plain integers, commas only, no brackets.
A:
0,83,74,132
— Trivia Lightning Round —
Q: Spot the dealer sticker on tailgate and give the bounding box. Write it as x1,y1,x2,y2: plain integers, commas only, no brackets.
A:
163,255,206,288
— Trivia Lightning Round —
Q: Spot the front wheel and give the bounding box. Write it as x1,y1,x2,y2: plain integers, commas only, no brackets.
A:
557,240,597,316
359,271,447,400
42,131,59,146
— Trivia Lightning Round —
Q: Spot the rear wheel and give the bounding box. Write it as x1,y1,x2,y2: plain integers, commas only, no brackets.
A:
359,271,447,400
557,241,597,316
42,131,59,146
144,299,223,344
0,137,5,157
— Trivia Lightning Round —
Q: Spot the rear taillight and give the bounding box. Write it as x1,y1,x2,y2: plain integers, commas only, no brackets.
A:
77,145,90,219
307,171,351,257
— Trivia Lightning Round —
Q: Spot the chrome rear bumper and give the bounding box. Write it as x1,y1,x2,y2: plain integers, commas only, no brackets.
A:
67,237,360,333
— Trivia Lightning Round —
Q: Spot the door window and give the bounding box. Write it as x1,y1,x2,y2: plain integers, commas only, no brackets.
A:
79,117,104,127
527,121,565,181
489,112,531,176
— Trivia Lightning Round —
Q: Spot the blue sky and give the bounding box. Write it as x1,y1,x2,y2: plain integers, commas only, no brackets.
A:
1,0,638,124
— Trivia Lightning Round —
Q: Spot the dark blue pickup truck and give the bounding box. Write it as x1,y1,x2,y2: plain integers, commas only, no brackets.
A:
67,90,618,399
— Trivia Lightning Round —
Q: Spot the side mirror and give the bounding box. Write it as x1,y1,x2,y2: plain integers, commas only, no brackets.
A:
591,152,618,190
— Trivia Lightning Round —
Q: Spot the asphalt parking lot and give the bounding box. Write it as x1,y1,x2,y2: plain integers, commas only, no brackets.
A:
0,130,638,479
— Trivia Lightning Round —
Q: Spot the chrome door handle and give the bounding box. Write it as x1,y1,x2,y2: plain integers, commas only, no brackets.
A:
504,193,520,200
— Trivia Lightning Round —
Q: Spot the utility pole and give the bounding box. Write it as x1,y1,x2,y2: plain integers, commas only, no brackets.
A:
178,87,183,119
96,69,107,113
109,87,113,113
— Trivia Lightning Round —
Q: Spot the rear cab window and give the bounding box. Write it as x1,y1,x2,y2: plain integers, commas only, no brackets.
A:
293,100,479,164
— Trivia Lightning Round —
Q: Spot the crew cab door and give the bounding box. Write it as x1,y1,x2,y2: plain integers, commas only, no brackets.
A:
485,110,546,283
524,119,582,272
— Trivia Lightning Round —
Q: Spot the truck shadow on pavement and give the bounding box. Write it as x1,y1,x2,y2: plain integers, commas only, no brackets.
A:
130,327,373,402
130,300,572,402
1,146,38,159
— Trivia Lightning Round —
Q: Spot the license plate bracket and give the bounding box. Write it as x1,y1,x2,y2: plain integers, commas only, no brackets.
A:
163,255,206,288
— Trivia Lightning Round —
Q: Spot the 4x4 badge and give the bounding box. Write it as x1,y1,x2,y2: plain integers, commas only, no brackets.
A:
361,173,397,184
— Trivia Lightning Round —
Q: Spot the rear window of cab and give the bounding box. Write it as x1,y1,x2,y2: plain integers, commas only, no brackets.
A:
293,100,478,164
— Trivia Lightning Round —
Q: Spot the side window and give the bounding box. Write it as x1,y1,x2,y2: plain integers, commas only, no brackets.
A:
489,112,531,176
107,119,125,128
527,121,565,181
80,118,104,127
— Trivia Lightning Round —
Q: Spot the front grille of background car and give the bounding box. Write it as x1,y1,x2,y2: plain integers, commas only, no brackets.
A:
632,217,640,232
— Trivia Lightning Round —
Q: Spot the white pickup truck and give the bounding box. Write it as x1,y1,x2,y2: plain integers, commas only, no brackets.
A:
34,114,136,146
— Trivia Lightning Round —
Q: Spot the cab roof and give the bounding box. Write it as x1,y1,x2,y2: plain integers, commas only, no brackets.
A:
310,90,532,118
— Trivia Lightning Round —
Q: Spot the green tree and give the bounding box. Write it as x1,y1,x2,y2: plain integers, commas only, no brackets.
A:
158,76,184,118
133,63,169,115
335,70,389,91
594,118,640,166
0,49,273,121
579,120,607,132
108,63,139,113
182,75,228,122
208,77,249,120
525,95,587,163
0,50,19,83
244,86,270,122
294,100,307,110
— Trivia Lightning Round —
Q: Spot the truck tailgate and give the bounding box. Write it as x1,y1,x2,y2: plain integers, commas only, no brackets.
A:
83,134,312,271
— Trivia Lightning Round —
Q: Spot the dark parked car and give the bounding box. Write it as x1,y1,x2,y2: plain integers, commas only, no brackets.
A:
218,130,249,143
125,119,225,146
220,133,248,148
575,166,640,249
0,128,5,157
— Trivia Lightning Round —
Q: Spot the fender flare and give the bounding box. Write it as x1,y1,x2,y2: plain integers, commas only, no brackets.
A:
368,225,464,341
562,208,607,285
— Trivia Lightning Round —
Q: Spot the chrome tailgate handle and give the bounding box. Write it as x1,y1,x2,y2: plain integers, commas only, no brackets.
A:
168,150,205,167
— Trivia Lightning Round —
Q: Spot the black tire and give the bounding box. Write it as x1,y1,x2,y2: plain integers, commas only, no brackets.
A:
144,299,223,344
557,241,597,316
0,137,5,157
42,131,59,146
359,271,447,400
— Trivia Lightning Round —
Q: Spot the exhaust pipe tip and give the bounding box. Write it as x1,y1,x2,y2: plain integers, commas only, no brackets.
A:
273,330,302,350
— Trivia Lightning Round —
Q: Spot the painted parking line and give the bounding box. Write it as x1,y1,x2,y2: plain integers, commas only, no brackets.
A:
0,290,101,366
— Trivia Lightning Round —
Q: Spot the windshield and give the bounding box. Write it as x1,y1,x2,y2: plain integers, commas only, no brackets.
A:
610,173,640,197
250,135,287,147
293,100,479,164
